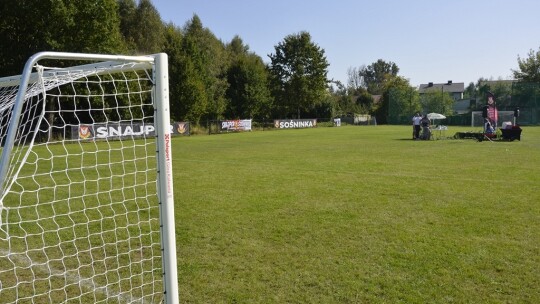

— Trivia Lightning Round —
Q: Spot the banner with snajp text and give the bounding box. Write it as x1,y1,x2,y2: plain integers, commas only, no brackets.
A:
73,122,190,140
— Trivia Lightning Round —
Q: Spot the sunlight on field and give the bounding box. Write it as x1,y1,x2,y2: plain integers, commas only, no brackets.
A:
1,125,538,303
173,125,540,303
0,139,163,303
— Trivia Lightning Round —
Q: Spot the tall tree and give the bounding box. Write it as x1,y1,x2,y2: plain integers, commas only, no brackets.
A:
65,0,125,54
174,15,228,124
463,82,476,99
225,37,272,119
268,31,329,118
475,77,514,108
0,0,126,76
355,90,375,114
0,0,127,140
173,29,207,123
132,0,165,54
328,81,355,116
513,47,540,83
118,0,164,54
0,1,71,76
162,23,185,121
346,66,366,95
376,75,420,124
419,90,454,116
359,59,399,95
117,0,138,51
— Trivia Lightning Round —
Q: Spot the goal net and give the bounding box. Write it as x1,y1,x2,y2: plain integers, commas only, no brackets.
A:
0,52,178,303
471,111,515,128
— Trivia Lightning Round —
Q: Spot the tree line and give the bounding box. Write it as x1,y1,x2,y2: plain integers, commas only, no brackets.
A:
1,0,539,125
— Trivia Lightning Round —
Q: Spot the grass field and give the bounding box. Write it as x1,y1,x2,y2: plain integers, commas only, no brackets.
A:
0,139,163,303
173,125,540,303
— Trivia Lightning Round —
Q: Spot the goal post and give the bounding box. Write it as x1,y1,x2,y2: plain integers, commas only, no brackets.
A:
471,111,515,128
0,52,178,303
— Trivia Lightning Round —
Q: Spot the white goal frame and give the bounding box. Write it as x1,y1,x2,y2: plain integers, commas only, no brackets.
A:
0,52,178,303
471,110,515,128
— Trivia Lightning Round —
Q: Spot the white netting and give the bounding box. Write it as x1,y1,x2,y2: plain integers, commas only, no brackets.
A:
0,59,164,303
471,111,515,127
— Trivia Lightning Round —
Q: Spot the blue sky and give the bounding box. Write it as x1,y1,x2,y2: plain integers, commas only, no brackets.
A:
151,0,540,87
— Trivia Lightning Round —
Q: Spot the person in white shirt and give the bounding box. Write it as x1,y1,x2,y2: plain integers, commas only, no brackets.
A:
412,112,422,139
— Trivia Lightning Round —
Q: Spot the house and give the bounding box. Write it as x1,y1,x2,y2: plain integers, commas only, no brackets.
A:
453,98,474,114
418,81,465,101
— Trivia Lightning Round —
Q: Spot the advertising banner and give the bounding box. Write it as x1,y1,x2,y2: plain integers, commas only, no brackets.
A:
73,122,190,140
487,92,498,125
221,119,252,131
173,122,190,136
274,119,317,129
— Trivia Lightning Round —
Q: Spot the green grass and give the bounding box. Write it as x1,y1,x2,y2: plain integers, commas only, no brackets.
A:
0,139,162,303
173,125,540,303
1,125,538,303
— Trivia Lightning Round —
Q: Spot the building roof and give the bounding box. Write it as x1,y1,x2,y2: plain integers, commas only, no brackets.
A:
478,80,516,86
418,81,465,93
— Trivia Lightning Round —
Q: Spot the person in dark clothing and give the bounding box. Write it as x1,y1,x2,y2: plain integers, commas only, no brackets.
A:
412,112,422,139
420,115,431,140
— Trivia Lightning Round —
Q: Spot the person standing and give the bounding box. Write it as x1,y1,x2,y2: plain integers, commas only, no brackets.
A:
412,112,422,139
421,114,431,140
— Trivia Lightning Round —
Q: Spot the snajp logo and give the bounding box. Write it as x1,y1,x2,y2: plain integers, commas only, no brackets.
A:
79,125,92,139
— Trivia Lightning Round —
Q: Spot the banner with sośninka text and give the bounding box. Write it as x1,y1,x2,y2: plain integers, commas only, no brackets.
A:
274,119,317,129
73,122,190,140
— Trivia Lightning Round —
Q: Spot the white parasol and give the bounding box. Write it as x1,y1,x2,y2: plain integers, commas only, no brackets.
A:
427,113,446,120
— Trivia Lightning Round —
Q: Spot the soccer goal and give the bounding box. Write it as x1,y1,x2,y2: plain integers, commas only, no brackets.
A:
0,52,178,303
471,111,515,128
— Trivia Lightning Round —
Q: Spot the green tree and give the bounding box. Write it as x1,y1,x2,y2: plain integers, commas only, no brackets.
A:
0,0,71,76
474,78,513,108
268,31,329,118
65,0,125,54
355,90,375,114
346,66,375,114
359,59,399,95
227,35,250,58
0,0,126,76
173,30,207,123
489,80,513,108
346,66,366,95
420,90,454,116
0,0,128,139
476,78,491,102
376,75,420,124
513,47,540,83
174,15,228,124
463,82,476,99
162,23,185,121
118,0,164,54
329,81,355,116
225,36,272,119
117,0,138,52
133,0,165,54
